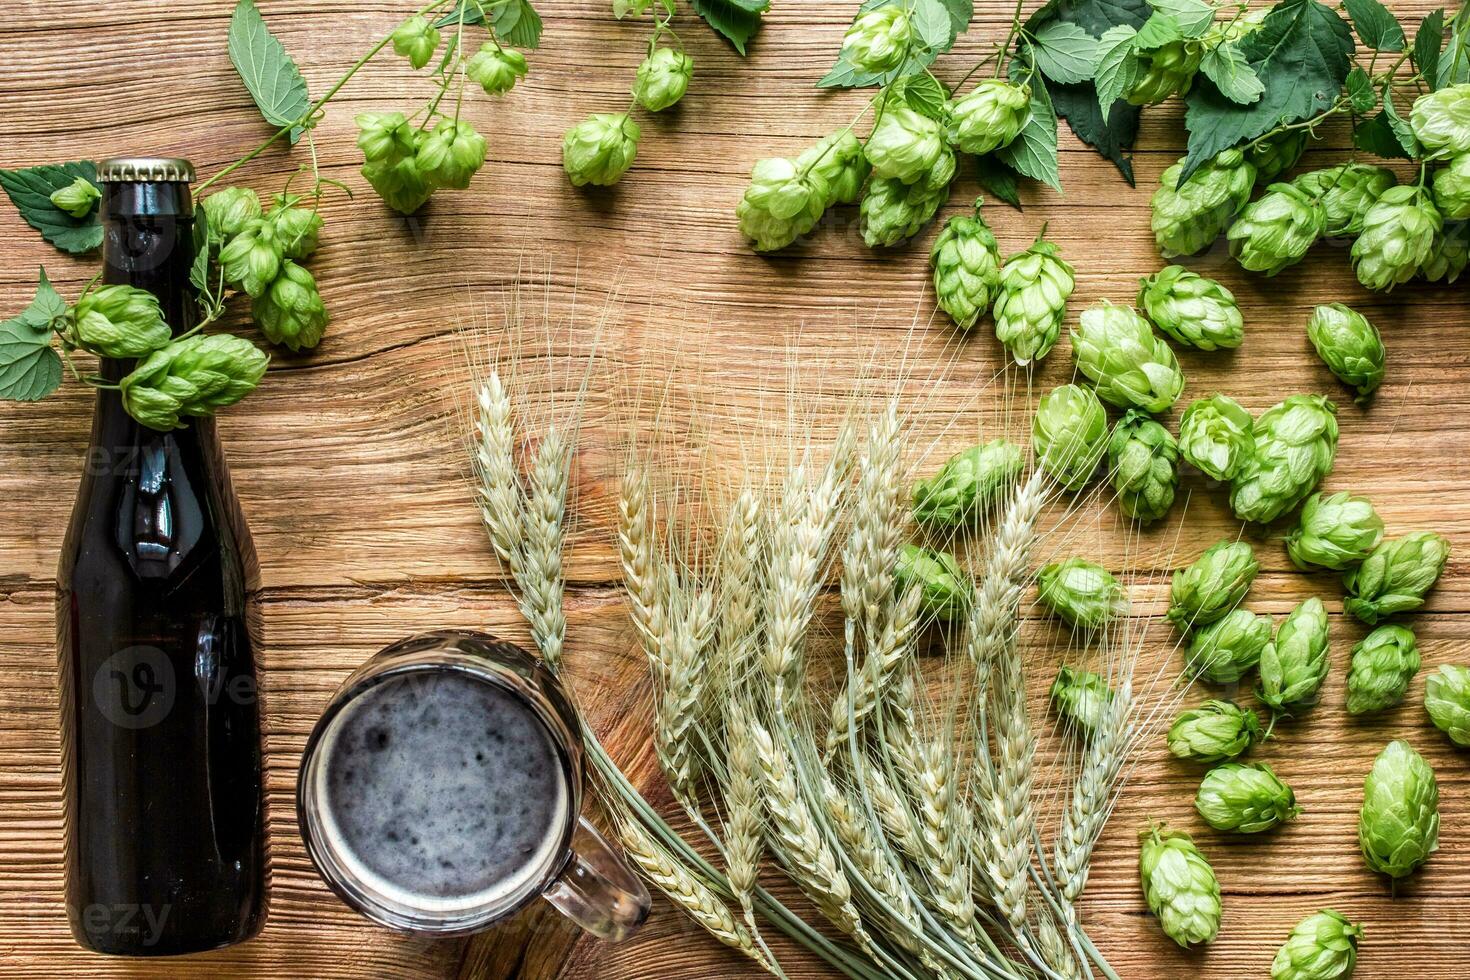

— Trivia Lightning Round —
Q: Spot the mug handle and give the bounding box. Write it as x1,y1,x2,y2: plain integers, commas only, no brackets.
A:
541,817,651,941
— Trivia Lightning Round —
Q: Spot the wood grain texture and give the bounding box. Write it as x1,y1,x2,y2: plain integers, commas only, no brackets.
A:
2,0,1468,977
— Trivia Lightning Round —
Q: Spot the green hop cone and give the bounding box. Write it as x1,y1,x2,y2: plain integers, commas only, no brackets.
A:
1188,608,1273,685
946,79,1031,155
737,157,831,253
1230,394,1338,524
1108,409,1179,523
1138,824,1221,947
1178,395,1254,481
1306,303,1385,402
1126,40,1203,106
1432,153,1470,219
1168,539,1259,630
1151,149,1257,257
1271,910,1363,980
1167,699,1263,764
1293,163,1397,237
1038,557,1125,630
1032,383,1108,491
930,200,1001,330
912,438,1022,526
49,176,100,219
1346,624,1421,715
218,218,284,296
266,194,323,260
465,44,527,96
1137,265,1243,351
201,186,263,242
859,151,954,248
894,543,972,621
1359,739,1439,879
356,111,417,165
1343,531,1451,624
1257,597,1331,717
633,48,693,112
1352,184,1443,291
1421,220,1470,282
1286,491,1384,572
362,156,435,216
390,15,440,70
416,119,488,191
1425,664,1470,748
1071,301,1185,413
1228,182,1325,276
864,104,944,185
119,334,269,431
1409,82,1470,157
252,260,328,352
68,284,171,358
1049,666,1114,735
796,130,870,207
992,237,1075,365
1195,761,1300,833
563,113,641,188
1247,130,1309,183
840,5,912,74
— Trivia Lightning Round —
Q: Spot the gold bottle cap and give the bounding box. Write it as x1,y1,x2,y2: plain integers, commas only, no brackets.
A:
95,157,196,183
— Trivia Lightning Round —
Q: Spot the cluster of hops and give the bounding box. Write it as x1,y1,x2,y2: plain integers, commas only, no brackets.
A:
120,334,270,431
893,543,972,621
1151,149,1257,257
1137,265,1243,351
204,186,330,352
1271,909,1362,980
1167,539,1257,630
1413,82,1470,280
356,110,489,214
1138,824,1221,947
1037,557,1125,629
1194,761,1299,833
911,438,1022,526
1167,699,1262,764
1032,383,1108,490
929,199,1001,330
1048,665,1114,734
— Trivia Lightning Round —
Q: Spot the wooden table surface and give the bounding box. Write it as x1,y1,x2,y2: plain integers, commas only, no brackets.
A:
3,1,1468,977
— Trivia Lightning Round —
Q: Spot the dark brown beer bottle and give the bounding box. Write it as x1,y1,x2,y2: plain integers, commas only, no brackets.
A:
56,158,268,955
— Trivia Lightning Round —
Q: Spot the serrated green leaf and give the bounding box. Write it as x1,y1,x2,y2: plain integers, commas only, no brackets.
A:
1353,110,1414,157
1437,5,1470,87
976,155,1024,208
940,0,974,34
1199,42,1264,104
997,80,1061,191
1380,84,1419,155
0,302,62,402
434,1,483,27
1094,25,1140,112
1134,11,1184,48
228,0,311,142
1344,0,1405,51
1346,65,1377,111
1031,21,1102,83
902,73,951,119
190,210,212,296
1148,0,1215,36
435,0,544,46
25,269,67,329
1414,10,1444,87
0,162,103,254
1181,0,1354,183
691,0,768,54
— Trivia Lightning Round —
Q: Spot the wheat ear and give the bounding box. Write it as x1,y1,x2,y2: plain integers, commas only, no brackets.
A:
828,582,922,754
821,775,927,958
618,466,668,676
1053,675,1133,915
655,584,717,802
521,426,570,667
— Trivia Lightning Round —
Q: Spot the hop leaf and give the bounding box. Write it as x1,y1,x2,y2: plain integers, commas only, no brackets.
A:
390,15,441,69
201,186,263,242
119,333,269,431
1038,557,1126,630
1270,910,1363,980
1257,597,1331,717
1108,409,1179,522
1432,153,1470,220
633,47,693,112
1168,539,1259,630
859,151,954,248
1049,666,1115,735
1178,394,1254,481
864,103,945,185
1195,761,1299,833
67,284,171,358
252,259,328,351
930,200,1001,330
1342,531,1450,624
1306,303,1385,402
49,176,100,219
911,438,1022,526
1187,608,1273,685
992,236,1075,365
1293,163,1397,237
1137,265,1243,351
796,130,870,207
737,157,831,252
1285,491,1384,572
563,113,641,187
466,44,528,95
1229,394,1338,524
1247,129,1308,182
894,543,972,621
947,80,1032,155
1071,302,1184,413
1167,699,1263,764
1352,184,1443,291
1032,383,1108,491
1151,149,1257,257
1359,739,1439,879
1424,664,1470,748
1138,825,1221,947
840,5,912,74
1346,624,1421,715
416,119,488,190
1409,82,1470,156
1228,182,1326,276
